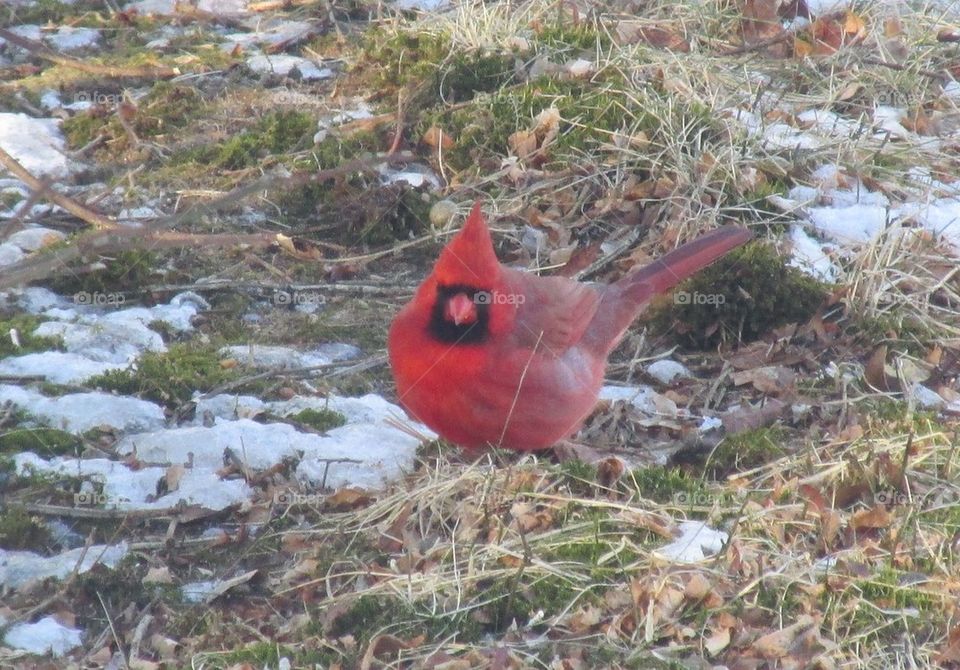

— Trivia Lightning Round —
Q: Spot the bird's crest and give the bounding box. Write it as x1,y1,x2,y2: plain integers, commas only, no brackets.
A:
433,201,501,287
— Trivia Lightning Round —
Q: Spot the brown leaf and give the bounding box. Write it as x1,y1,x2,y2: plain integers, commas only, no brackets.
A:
864,345,891,391
851,505,892,530
741,0,783,45
421,125,454,150
705,626,732,655
325,487,372,511
938,28,960,43
731,365,796,395
721,398,788,434
751,615,816,658
360,634,417,670
597,457,626,488
616,22,689,52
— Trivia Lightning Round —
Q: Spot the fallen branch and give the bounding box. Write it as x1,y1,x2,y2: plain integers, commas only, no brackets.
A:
0,152,417,290
0,28,178,79
0,146,117,230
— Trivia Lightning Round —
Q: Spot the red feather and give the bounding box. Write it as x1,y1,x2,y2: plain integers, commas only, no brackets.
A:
388,201,751,450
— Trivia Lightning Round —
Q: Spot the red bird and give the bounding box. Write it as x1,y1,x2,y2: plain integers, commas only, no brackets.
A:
388,202,752,450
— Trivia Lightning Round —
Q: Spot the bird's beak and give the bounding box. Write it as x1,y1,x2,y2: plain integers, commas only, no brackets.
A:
446,293,477,326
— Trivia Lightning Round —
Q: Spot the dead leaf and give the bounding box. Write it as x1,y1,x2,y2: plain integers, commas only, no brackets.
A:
732,365,796,395
360,634,421,670
705,626,732,655
616,22,689,52
326,487,372,511
864,345,891,391
751,615,816,658
422,125,454,150
851,505,892,530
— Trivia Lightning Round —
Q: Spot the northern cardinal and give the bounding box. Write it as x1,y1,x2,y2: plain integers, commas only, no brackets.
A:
388,202,752,450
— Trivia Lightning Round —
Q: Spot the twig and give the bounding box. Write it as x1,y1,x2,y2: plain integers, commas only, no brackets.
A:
0,152,416,290
724,30,793,56
0,146,117,230
0,28,177,79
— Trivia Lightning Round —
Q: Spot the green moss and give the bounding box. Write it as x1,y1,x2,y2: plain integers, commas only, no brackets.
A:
705,427,787,478
0,189,24,210
628,466,709,505
0,427,81,456
856,567,939,611
290,407,347,432
358,28,515,109
133,81,206,138
648,242,829,348
218,110,315,169
0,508,52,550
535,23,611,55
88,342,240,407
218,643,336,669
0,314,61,357
428,76,701,173
46,250,157,298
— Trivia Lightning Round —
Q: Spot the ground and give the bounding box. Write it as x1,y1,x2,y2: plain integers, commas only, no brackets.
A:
1,0,960,667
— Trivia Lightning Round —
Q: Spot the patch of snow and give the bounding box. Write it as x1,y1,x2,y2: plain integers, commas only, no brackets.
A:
804,0,849,14
0,286,68,313
118,205,158,221
40,89,63,110
6,226,66,252
124,0,178,15
599,385,678,417
873,106,912,139
646,360,690,385
806,203,889,244
797,109,863,139
0,292,208,383
0,243,25,267
393,0,450,10
911,384,946,409
197,0,251,13
898,197,960,253
246,54,332,80
221,343,360,370
378,162,442,189
789,225,840,282
0,113,72,178
47,26,100,51
0,352,127,384
699,416,723,433
17,452,254,511
314,103,375,142
0,385,166,433
182,580,219,603
0,24,43,46
115,393,426,491
222,20,317,50
0,543,128,590
654,521,728,563
3,617,83,657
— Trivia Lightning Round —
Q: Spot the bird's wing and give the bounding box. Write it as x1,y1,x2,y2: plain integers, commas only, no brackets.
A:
503,269,601,355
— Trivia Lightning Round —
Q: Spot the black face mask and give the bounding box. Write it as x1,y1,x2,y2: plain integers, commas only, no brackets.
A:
428,283,491,345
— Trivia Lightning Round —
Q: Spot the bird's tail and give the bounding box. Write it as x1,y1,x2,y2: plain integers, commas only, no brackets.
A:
583,226,753,355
